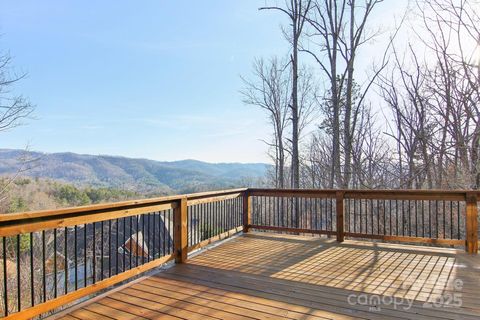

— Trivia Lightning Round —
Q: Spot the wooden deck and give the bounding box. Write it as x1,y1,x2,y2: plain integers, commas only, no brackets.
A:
57,233,480,320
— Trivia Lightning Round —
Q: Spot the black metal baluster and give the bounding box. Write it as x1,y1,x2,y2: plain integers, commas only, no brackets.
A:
270,197,273,227
367,199,374,234
277,197,280,228
345,199,349,233
17,234,21,312
135,217,139,267
389,200,392,235
450,202,453,239
353,199,356,233
198,204,202,243
406,200,410,236
259,196,262,226
54,228,57,297
84,224,87,287
229,199,232,230
123,217,126,269
147,214,151,262
415,201,418,237
226,200,230,231
65,227,68,294
169,210,173,254
383,200,386,235
30,233,34,307
108,220,111,277
428,200,432,238
187,206,191,247
219,201,223,234
3,237,8,317
360,199,364,234
309,198,317,231
396,200,399,235
207,202,215,239
2,237,8,317
92,223,96,284
209,202,216,238
264,196,268,228
302,198,305,230
206,202,209,237
162,212,167,256
232,199,235,228
100,221,104,280
421,201,425,238
307,198,310,230
42,230,46,303
215,201,222,235
443,201,446,239
152,214,156,260
130,216,133,267
220,200,223,234
211,201,215,236
196,205,200,245
364,199,367,234
457,201,460,240
157,212,161,258
141,216,145,265
116,219,119,273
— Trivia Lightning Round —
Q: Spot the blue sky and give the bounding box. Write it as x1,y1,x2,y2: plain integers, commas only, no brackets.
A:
0,1,405,163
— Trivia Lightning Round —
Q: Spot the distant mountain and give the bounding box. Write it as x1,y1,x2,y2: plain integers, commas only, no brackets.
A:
0,149,270,194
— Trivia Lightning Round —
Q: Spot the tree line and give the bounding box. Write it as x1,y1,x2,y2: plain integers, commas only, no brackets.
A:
242,0,480,190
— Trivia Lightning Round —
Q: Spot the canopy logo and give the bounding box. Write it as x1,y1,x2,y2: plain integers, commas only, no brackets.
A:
347,278,463,312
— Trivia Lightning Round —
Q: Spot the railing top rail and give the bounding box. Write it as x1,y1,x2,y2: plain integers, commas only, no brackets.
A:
248,188,480,201
2,186,478,226
0,188,247,224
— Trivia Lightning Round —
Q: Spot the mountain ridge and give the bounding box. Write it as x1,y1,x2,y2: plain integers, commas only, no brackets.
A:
0,149,269,194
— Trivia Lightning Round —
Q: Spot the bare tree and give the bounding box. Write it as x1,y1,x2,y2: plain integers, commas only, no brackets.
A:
0,53,33,132
260,0,313,189
241,57,290,188
303,0,386,188
0,50,35,201
377,45,436,189
419,0,480,189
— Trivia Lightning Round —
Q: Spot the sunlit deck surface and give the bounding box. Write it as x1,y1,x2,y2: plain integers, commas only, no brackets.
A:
57,232,480,320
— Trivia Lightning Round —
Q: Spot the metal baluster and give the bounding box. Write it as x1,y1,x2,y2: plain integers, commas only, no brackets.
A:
30,232,34,307
84,224,87,286
17,234,21,311
54,229,57,297
3,237,8,317
108,221,111,277
100,222,104,280
42,230,46,303
65,227,68,294
92,223,96,283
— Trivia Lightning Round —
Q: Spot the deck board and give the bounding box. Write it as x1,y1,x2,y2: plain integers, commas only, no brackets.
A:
58,233,480,320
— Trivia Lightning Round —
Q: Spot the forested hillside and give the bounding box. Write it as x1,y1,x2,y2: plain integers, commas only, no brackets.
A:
0,149,268,194
0,177,142,213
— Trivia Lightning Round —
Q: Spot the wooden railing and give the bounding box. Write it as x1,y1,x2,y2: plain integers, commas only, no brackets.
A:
0,188,245,319
245,189,479,254
0,187,478,319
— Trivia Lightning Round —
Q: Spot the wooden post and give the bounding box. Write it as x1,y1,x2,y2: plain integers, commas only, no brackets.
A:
243,191,251,233
465,192,478,254
174,197,188,263
336,191,344,243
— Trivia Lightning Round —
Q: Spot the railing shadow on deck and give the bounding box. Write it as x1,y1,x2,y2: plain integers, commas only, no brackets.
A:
173,233,479,318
